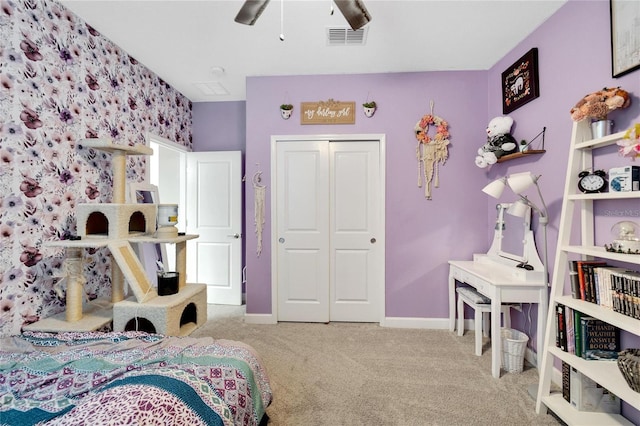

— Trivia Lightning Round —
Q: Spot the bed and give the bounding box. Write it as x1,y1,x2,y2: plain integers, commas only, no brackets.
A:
0,331,272,425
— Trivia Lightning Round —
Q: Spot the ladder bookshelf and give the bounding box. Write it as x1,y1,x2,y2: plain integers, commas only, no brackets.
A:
535,120,640,425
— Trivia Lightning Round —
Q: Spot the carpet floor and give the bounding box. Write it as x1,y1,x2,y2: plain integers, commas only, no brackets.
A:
191,305,562,426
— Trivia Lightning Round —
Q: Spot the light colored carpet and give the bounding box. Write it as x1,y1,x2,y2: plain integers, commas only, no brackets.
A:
191,305,561,426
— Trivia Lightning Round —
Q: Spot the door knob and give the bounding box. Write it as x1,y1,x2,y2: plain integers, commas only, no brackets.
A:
370,238,376,244
279,238,285,243
227,233,241,239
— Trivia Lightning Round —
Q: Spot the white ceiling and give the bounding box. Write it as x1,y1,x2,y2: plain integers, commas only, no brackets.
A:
59,0,567,103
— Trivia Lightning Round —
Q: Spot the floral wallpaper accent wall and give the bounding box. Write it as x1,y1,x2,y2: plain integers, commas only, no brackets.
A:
0,0,193,336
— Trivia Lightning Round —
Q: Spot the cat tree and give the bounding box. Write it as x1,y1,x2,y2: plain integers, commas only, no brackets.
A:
25,139,206,336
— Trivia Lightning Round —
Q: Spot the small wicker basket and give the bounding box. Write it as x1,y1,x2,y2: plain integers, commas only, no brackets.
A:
617,349,640,393
501,328,529,373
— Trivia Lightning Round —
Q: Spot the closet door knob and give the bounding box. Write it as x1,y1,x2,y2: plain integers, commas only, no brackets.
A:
279,238,285,243
227,233,240,239
370,238,376,244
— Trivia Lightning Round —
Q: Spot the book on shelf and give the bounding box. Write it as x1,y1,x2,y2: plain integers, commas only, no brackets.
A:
562,361,570,403
576,261,607,302
556,303,567,351
569,366,621,413
580,317,620,360
573,309,583,358
565,305,575,354
569,260,580,299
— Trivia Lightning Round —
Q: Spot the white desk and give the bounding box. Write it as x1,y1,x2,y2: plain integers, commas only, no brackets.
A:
448,255,547,378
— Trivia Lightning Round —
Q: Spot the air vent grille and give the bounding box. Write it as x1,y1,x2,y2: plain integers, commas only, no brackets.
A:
193,82,229,96
326,27,368,46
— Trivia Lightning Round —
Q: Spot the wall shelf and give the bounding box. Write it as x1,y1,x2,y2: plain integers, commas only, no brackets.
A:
496,149,546,163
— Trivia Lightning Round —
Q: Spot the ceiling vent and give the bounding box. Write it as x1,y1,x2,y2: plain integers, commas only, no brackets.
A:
326,27,368,46
193,82,229,96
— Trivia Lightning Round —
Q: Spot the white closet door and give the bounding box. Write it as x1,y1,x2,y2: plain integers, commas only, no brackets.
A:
274,139,383,323
276,141,330,322
329,141,381,322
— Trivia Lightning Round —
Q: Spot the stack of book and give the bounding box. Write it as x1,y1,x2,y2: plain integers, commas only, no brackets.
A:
568,260,640,319
555,304,620,360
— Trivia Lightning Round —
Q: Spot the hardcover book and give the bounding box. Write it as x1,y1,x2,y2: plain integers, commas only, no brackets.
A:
580,317,620,360
562,361,570,403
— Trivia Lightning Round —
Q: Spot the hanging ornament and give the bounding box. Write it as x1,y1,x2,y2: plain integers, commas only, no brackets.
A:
414,100,450,199
253,171,266,257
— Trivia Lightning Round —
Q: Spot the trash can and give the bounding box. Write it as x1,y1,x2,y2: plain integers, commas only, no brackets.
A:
501,328,529,373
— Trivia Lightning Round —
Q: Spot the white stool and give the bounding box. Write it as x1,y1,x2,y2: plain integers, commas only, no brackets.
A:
456,286,513,356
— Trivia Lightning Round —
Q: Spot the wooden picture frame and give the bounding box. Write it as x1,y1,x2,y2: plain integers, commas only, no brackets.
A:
610,0,640,78
501,48,540,114
128,183,167,287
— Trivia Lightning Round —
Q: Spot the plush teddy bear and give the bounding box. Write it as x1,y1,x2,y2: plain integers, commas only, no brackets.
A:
475,116,518,168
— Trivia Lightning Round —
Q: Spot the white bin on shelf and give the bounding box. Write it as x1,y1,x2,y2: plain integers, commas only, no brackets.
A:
501,328,529,373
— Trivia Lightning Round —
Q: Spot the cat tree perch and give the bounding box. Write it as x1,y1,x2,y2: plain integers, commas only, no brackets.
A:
25,139,205,336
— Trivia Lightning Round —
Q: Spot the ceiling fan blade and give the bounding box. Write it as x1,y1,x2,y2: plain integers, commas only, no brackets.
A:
333,0,372,30
234,0,271,26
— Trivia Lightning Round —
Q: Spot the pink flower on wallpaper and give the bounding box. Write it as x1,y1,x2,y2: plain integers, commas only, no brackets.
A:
85,72,99,90
19,38,42,61
85,182,99,199
19,177,43,198
20,247,42,267
19,108,42,130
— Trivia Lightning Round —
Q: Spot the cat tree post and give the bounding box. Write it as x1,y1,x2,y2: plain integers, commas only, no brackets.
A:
65,248,83,322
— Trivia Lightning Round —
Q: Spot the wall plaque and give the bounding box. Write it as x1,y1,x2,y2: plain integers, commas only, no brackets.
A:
301,99,355,125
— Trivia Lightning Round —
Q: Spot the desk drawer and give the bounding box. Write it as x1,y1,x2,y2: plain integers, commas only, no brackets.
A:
451,268,470,283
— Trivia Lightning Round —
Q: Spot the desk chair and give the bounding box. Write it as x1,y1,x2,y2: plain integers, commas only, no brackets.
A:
456,286,514,356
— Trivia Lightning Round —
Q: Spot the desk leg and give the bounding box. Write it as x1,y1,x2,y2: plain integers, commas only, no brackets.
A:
536,288,548,369
491,294,502,378
448,273,456,332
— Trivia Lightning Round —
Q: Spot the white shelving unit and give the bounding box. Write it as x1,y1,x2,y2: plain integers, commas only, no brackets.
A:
535,121,640,425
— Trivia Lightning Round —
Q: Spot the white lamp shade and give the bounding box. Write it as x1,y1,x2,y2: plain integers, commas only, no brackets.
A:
482,178,506,198
507,200,530,218
507,172,536,194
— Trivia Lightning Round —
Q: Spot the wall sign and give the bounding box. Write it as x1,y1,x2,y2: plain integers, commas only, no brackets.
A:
501,47,540,114
301,99,355,124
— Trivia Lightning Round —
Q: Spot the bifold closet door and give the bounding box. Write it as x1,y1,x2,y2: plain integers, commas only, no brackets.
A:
329,141,381,322
275,140,382,323
276,141,330,322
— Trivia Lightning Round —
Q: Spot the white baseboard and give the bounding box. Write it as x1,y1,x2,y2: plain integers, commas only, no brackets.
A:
243,313,277,324
382,317,450,329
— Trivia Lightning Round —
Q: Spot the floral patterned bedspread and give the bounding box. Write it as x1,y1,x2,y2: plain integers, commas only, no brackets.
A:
0,331,272,426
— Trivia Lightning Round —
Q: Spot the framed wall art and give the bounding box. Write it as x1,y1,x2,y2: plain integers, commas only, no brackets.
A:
610,0,640,78
501,47,540,114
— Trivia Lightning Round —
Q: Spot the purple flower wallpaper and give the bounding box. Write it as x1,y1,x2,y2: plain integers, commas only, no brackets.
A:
0,0,192,336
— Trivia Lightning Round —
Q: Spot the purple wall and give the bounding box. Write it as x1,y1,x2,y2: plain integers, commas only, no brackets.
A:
242,71,490,318
192,101,246,152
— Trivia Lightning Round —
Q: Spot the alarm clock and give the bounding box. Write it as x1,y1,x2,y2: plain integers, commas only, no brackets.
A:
577,170,607,193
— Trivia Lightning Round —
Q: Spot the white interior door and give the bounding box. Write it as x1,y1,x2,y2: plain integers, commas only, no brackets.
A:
274,138,383,323
276,141,330,322
330,142,381,322
186,151,242,305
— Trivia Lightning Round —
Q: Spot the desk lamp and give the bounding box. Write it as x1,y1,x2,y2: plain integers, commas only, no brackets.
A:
482,172,549,287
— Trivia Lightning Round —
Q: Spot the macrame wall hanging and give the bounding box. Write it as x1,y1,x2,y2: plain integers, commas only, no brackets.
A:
414,100,450,199
253,171,266,257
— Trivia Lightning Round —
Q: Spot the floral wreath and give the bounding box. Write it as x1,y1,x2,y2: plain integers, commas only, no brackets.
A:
415,114,450,144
